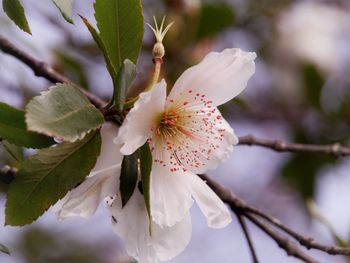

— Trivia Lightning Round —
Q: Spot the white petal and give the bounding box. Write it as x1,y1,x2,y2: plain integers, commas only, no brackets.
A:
57,165,121,219
106,188,192,263
116,80,167,155
187,173,232,228
168,48,256,107
150,162,194,227
93,123,123,171
56,125,123,219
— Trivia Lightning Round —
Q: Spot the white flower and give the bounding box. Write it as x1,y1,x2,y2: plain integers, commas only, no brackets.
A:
56,124,192,263
116,48,256,227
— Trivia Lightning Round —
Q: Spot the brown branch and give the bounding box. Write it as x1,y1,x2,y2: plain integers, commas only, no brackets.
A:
236,214,260,263
198,174,350,259
242,204,350,256
238,135,350,157
0,34,106,108
245,213,320,263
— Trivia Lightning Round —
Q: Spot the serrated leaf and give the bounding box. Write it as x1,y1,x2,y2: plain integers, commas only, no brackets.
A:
94,0,144,75
139,143,152,232
114,59,136,111
2,0,31,34
5,131,101,226
0,102,54,149
26,83,104,142
80,16,118,88
52,0,73,23
119,153,138,207
0,243,10,255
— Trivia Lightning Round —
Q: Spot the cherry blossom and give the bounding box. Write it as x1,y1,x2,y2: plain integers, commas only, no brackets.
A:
116,48,257,227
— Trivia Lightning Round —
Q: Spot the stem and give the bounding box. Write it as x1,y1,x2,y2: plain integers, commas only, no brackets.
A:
146,57,163,91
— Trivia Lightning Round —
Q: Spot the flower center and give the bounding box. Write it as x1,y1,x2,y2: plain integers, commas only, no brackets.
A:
148,90,226,172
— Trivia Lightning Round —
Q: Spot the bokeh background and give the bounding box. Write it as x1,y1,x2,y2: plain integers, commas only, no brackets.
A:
1,0,350,262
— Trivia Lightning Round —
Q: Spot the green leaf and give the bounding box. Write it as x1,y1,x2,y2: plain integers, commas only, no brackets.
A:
0,102,54,149
2,141,24,168
303,64,324,110
139,143,152,231
0,243,10,255
80,16,118,88
5,131,101,226
197,3,235,39
94,0,144,74
52,0,73,23
25,83,104,142
119,153,138,207
114,59,136,111
2,0,31,34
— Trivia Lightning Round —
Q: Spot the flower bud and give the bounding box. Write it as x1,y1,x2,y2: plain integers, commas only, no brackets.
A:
153,42,165,58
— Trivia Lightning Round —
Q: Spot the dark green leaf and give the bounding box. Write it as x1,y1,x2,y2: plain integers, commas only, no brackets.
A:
2,0,31,34
80,16,118,88
197,3,235,39
0,243,10,255
5,131,101,226
119,153,138,207
0,102,54,149
139,143,152,230
25,83,104,142
2,141,24,168
94,0,144,73
303,64,324,110
114,59,137,111
52,0,73,23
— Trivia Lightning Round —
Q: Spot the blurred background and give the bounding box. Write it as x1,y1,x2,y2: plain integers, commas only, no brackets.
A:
1,0,350,262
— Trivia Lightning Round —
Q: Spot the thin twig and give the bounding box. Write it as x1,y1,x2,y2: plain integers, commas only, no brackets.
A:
198,174,350,257
245,213,320,263
238,135,350,157
244,205,350,256
236,214,260,263
0,34,106,108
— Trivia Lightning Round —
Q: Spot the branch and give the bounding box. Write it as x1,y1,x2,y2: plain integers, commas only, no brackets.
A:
238,135,350,157
198,174,350,259
245,213,320,263
236,214,260,263
0,34,106,108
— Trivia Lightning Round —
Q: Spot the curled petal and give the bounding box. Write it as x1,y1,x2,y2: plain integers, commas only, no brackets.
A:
187,173,232,228
168,48,256,107
106,188,192,263
57,164,121,219
150,162,194,227
116,80,167,155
